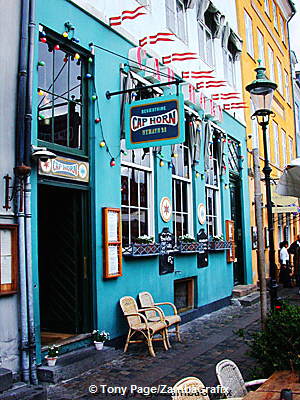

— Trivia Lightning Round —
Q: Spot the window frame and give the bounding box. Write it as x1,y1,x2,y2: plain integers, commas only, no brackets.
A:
281,129,287,167
121,147,154,246
284,70,291,104
279,14,286,44
244,10,254,58
172,140,193,241
37,31,89,157
267,45,275,81
166,0,187,43
289,137,294,163
276,58,283,95
273,121,279,167
272,1,279,31
0,225,18,296
205,130,222,238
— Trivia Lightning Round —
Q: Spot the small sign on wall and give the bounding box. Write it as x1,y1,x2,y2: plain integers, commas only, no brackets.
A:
160,197,172,222
103,208,122,279
0,225,18,296
39,157,89,182
226,220,235,263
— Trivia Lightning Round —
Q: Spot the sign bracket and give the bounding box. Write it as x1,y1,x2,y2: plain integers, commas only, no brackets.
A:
106,79,182,99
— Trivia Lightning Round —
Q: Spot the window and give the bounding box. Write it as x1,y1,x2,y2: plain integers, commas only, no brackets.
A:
264,0,270,16
198,14,214,66
244,11,254,58
174,278,195,312
272,1,278,31
136,0,150,5
296,104,300,133
0,225,18,296
38,35,87,154
121,141,153,246
251,101,259,149
279,14,286,43
273,121,279,166
281,129,287,167
285,71,291,104
205,132,221,237
277,59,283,94
172,138,192,240
289,137,294,162
166,0,186,42
267,45,275,81
257,29,265,65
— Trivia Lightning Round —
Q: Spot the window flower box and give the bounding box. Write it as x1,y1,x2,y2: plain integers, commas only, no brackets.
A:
122,243,161,257
208,240,232,251
178,241,200,253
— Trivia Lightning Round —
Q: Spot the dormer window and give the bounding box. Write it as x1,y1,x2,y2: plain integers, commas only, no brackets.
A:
166,0,187,42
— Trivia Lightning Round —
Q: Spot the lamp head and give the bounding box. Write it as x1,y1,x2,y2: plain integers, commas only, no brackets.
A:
246,60,277,117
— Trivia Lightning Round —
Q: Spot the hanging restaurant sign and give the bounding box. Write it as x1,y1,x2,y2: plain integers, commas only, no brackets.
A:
125,95,185,149
39,156,89,182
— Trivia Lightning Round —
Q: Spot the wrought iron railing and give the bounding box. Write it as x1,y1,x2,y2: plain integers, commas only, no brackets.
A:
208,240,232,251
177,242,206,254
122,243,161,257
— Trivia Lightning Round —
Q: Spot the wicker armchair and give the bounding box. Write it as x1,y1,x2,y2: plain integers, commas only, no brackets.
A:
120,296,169,357
138,291,181,347
172,377,210,400
216,359,266,398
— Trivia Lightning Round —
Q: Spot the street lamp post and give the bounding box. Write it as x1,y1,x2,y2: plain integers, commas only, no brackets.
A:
246,61,278,310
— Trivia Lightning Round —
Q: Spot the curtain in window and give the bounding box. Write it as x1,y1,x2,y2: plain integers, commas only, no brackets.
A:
196,0,210,22
120,71,135,138
187,116,202,163
215,128,226,174
204,120,213,171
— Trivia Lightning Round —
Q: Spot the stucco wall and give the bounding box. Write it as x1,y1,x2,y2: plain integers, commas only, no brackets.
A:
0,0,20,373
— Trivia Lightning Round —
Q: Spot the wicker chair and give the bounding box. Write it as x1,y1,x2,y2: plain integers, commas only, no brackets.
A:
120,296,169,357
216,359,266,398
138,291,181,347
172,377,210,400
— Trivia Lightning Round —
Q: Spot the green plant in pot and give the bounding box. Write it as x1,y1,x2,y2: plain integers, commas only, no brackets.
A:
92,330,110,350
45,345,60,367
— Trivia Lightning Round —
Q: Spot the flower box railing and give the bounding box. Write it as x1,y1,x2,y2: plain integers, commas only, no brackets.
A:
208,240,232,251
122,243,161,257
177,242,206,254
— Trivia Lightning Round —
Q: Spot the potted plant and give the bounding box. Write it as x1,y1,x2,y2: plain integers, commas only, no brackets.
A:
45,345,60,367
127,235,160,256
92,330,110,350
135,235,154,244
209,234,231,250
178,234,198,252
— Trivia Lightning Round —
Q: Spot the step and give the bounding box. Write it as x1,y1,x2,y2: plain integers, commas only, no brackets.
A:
232,284,257,298
37,344,118,384
0,383,46,400
0,369,13,393
239,292,261,307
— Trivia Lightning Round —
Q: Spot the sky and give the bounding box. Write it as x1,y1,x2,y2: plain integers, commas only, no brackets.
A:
289,6,300,69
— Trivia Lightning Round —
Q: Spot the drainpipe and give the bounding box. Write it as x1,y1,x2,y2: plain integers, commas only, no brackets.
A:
15,0,32,383
24,0,38,384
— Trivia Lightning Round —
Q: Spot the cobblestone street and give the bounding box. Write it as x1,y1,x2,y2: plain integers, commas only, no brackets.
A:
47,302,260,399
46,287,300,400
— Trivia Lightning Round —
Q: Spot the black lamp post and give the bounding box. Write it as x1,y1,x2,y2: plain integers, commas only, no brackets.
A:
246,61,278,309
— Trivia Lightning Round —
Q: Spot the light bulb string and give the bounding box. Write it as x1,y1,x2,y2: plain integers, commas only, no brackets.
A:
92,79,122,162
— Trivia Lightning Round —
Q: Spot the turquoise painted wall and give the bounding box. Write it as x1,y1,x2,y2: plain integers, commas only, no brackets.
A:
31,0,252,360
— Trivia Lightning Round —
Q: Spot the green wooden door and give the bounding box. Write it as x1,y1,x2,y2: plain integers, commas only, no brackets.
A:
230,178,245,285
38,184,91,334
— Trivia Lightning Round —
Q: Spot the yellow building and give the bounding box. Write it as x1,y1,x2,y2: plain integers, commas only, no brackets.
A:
236,0,298,283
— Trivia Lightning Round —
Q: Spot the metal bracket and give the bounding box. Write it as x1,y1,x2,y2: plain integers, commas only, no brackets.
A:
105,79,182,99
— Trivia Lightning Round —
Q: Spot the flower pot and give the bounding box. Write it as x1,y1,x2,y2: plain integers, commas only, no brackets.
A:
94,341,104,350
45,356,58,367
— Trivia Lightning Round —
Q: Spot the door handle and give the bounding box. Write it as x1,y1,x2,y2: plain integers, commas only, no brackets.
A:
84,256,88,279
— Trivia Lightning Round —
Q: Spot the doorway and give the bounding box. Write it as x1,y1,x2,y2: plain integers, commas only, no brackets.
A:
230,177,245,285
38,184,92,344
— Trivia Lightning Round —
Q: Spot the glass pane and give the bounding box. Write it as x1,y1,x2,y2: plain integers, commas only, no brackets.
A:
206,30,213,66
69,102,81,149
139,171,148,208
121,139,132,163
38,41,53,91
176,1,185,40
176,215,183,238
183,146,189,178
69,56,82,101
175,180,181,212
182,183,188,212
121,167,129,206
129,170,139,207
198,24,205,60
182,213,188,235
130,208,139,241
53,49,68,97
38,111,52,142
53,98,68,146
140,210,148,237
121,207,129,246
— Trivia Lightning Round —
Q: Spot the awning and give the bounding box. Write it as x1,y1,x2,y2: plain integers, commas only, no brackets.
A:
276,158,300,198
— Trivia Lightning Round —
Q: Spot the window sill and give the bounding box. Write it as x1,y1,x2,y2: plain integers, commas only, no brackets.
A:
208,240,232,251
122,243,160,257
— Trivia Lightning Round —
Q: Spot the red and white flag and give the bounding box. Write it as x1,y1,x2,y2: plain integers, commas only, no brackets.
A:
211,92,241,101
139,32,175,47
109,6,146,27
196,80,227,89
223,102,248,110
182,70,215,80
162,52,198,64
